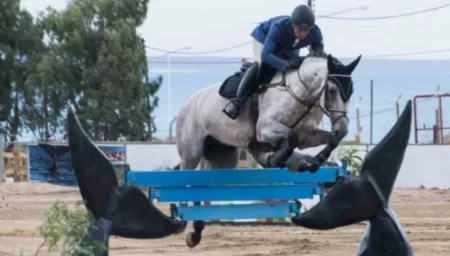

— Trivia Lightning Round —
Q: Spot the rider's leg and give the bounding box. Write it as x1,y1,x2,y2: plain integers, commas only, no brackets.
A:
222,39,263,120
252,39,263,65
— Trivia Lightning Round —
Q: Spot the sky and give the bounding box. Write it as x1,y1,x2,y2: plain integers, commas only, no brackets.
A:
19,0,450,60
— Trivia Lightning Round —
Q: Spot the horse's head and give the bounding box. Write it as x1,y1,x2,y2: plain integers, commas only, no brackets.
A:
287,53,361,144
323,54,361,143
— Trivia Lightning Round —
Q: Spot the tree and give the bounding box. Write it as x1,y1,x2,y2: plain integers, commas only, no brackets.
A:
0,0,44,142
32,0,160,141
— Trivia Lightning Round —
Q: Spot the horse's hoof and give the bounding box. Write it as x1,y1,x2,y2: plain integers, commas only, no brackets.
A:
296,162,310,173
186,232,201,248
270,158,286,168
296,159,320,173
309,163,321,173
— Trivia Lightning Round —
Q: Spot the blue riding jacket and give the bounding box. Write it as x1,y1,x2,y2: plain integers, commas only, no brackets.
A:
250,15,324,72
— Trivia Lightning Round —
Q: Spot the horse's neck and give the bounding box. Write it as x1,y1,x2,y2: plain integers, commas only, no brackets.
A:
258,69,325,125
268,69,325,101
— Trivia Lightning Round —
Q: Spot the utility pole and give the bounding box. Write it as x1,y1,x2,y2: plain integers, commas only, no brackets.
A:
160,46,191,129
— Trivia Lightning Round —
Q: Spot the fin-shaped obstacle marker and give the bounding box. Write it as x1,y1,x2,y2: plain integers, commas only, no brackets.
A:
291,100,414,256
67,108,187,255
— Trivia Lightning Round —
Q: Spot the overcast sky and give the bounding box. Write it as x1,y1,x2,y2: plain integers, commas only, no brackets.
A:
19,0,450,59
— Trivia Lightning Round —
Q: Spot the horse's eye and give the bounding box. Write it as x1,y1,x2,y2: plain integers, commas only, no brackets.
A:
329,88,337,95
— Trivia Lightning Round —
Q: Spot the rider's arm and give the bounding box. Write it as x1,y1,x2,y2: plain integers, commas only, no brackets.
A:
261,25,290,72
284,49,300,59
310,27,324,52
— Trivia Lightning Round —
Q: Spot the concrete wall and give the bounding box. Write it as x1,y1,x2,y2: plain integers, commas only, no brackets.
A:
124,143,450,189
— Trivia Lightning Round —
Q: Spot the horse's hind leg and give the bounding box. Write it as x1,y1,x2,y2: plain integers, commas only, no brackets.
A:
178,140,203,170
185,137,239,248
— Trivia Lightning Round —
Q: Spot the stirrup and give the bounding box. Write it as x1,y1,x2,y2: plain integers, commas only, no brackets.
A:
223,99,242,119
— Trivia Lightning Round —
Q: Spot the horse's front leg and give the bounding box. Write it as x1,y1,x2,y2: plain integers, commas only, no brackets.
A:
269,129,336,173
293,130,341,173
255,118,299,168
296,129,331,150
267,128,331,172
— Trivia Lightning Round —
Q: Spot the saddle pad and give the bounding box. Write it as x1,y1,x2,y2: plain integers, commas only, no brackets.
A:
218,72,245,99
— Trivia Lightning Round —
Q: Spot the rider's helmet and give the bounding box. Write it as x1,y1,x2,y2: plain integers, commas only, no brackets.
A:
291,4,315,30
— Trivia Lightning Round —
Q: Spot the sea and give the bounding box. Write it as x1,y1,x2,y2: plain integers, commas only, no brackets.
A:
148,56,450,144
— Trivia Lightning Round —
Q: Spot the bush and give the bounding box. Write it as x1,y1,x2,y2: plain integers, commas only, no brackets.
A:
37,201,106,256
336,146,365,176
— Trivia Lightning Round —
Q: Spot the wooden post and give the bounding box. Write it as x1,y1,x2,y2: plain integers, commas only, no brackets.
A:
370,80,373,144
0,134,3,183
435,109,441,144
355,96,362,143
396,93,402,120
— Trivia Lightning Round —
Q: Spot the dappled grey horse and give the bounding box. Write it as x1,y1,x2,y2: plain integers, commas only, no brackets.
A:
174,53,361,246
176,53,361,173
66,99,414,256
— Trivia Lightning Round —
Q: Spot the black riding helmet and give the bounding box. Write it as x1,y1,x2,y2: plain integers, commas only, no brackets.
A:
291,4,315,29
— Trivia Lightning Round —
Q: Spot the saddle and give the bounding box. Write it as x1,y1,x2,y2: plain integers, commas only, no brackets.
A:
218,61,277,99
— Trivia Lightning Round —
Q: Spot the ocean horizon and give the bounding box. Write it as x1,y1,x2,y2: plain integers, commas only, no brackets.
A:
148,56,450,144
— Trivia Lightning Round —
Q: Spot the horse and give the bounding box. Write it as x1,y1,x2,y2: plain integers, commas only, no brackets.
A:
174,53,362,246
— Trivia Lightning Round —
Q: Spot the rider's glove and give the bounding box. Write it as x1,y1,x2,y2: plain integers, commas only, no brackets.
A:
286,57,305,70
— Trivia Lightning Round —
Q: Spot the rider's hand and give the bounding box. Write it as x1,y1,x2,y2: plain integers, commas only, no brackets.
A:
287,57,305,70
308,51,327,57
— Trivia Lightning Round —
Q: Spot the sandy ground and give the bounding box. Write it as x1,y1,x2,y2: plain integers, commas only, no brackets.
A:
0,182,450,256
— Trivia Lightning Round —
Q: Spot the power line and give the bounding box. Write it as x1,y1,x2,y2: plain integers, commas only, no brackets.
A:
146,42,251,55
321,107,395,125
316,3,450,20
147,48,450,64
146,3,450,56
365,48,450,58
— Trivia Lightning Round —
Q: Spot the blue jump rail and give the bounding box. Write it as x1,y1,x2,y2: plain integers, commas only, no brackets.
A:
124,162,348,222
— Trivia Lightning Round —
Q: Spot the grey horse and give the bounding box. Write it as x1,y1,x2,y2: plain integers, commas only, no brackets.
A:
174,53,361,246
175,53,361,173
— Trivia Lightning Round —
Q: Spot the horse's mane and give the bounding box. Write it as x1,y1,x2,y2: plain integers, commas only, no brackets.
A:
305,52,345,67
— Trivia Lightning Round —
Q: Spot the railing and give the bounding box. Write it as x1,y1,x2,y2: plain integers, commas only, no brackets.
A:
413,93,450,144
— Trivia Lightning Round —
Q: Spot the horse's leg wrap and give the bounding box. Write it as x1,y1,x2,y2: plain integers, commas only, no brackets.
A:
296,141,338,173
185,201,205,248
284,151,315,172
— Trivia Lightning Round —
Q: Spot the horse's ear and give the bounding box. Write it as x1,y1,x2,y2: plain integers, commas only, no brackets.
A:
327,54,336,73
346,55,362,74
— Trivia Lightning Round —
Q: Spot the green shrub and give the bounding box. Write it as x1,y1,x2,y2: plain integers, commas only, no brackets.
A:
336,146,365,175
37,201,106,256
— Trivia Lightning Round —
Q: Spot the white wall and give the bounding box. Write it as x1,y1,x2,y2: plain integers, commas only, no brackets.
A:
375,145,450,189
124,143,450,188
126,144,179,170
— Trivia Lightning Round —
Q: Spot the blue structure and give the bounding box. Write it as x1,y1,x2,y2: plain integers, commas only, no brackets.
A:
124,162,348,222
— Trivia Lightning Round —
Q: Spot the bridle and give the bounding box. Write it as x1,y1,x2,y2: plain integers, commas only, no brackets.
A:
261,67,351,129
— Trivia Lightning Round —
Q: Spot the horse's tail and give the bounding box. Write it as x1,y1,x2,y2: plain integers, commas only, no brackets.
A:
172,163,180,170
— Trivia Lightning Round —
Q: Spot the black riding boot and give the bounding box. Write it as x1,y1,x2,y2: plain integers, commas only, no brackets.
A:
222,63,259,120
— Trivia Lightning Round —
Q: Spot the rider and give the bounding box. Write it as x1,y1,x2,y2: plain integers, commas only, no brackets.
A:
222,4,325,120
